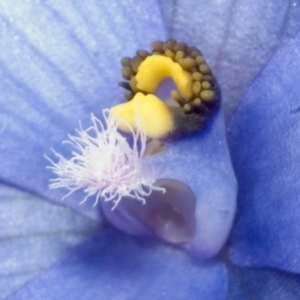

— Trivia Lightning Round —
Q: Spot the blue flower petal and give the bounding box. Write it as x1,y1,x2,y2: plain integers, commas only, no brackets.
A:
6,229,227,300
0,183,98,299
159,0,300,118
104,107,237,259
0,0,166,220
227,31,300,272
152,109,237,259
227,263,300,300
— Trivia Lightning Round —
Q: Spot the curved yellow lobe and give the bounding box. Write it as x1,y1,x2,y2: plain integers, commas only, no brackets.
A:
135,55,192,99
110,92,174,139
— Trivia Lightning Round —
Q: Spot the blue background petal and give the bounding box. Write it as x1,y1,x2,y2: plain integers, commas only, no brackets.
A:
0,0,166,219
227,263,300,300
0,183,98,299
6,229,227,300
158,0,300,119
227,31,300,272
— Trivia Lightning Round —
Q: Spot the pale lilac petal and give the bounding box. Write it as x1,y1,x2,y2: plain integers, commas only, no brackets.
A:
0,0,166,219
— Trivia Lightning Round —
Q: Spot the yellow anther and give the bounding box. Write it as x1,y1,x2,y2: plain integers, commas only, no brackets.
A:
135,55,192,99
110,92,174,139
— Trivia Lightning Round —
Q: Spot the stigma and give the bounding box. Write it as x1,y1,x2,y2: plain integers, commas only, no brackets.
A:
46,110,165,209
111,39,219,139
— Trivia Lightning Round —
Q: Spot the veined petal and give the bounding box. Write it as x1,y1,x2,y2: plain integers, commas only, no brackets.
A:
227,31,300,273
6,229,227,300
0,183,98,299
0,0,166,219
159,0,300,118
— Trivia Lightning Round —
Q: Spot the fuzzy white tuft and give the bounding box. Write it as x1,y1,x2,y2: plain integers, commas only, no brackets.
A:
46,109,164,209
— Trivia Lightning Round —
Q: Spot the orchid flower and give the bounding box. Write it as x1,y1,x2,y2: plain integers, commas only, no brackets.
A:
1,1,300,299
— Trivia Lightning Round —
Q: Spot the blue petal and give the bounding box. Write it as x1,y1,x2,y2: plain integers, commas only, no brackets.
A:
104,107,237,259
0,183,98,299
159,0,300,118
6,229,227,300
227,263,300,300
152,109,237,259
0,0,166,220
227,31,300,272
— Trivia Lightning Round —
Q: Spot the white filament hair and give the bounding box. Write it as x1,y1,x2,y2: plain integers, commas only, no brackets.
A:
46,109,164,209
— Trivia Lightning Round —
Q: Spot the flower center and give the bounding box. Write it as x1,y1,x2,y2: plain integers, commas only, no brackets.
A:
111,39,219,139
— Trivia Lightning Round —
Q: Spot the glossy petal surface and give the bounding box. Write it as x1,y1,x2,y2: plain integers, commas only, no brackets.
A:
0,183,99,299
0,0,166,220
7,229,227,300
227,263,300,300
228,31,300,272
159,0,300,118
